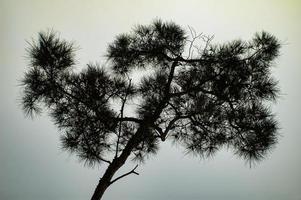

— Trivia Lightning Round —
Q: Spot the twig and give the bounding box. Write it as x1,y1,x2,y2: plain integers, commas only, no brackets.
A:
109,165,139,185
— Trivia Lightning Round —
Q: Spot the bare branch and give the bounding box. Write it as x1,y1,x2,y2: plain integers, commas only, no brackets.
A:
186,26,203,59
109,165,139,185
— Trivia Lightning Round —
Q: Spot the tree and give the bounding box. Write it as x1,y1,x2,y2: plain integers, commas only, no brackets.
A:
21,20,280,200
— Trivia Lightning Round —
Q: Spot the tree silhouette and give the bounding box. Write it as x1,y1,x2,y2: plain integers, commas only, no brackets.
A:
21,20,280,200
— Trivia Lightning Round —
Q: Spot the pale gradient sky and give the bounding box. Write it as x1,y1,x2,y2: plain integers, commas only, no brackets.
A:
0,0,301,200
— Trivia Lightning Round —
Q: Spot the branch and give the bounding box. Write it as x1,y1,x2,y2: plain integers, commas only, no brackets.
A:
109,164,139,185
98,157,112,164
166,59,178,93
201,35,214,54
159,115,192,141
126,48,217,66
170,82,217,98
151,114,193,141
115,78,132,158
167,102,182,116
186,26,203,59
152,58,179,119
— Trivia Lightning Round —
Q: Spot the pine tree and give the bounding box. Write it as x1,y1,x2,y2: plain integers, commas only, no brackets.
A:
21,20,280,200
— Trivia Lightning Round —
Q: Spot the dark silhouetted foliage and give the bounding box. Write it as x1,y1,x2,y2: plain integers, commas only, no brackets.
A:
21,20,281,200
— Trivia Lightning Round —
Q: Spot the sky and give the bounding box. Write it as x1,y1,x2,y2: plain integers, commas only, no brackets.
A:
0,0,301,200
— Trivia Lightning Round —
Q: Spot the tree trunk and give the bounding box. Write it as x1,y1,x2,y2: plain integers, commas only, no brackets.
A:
90,124,146,200
90,159,120,200
90,178,109,200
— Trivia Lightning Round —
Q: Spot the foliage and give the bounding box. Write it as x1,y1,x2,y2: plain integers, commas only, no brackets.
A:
21,20,280,168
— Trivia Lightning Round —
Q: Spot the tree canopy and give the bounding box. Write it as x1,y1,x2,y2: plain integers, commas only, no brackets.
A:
21,20,280,199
